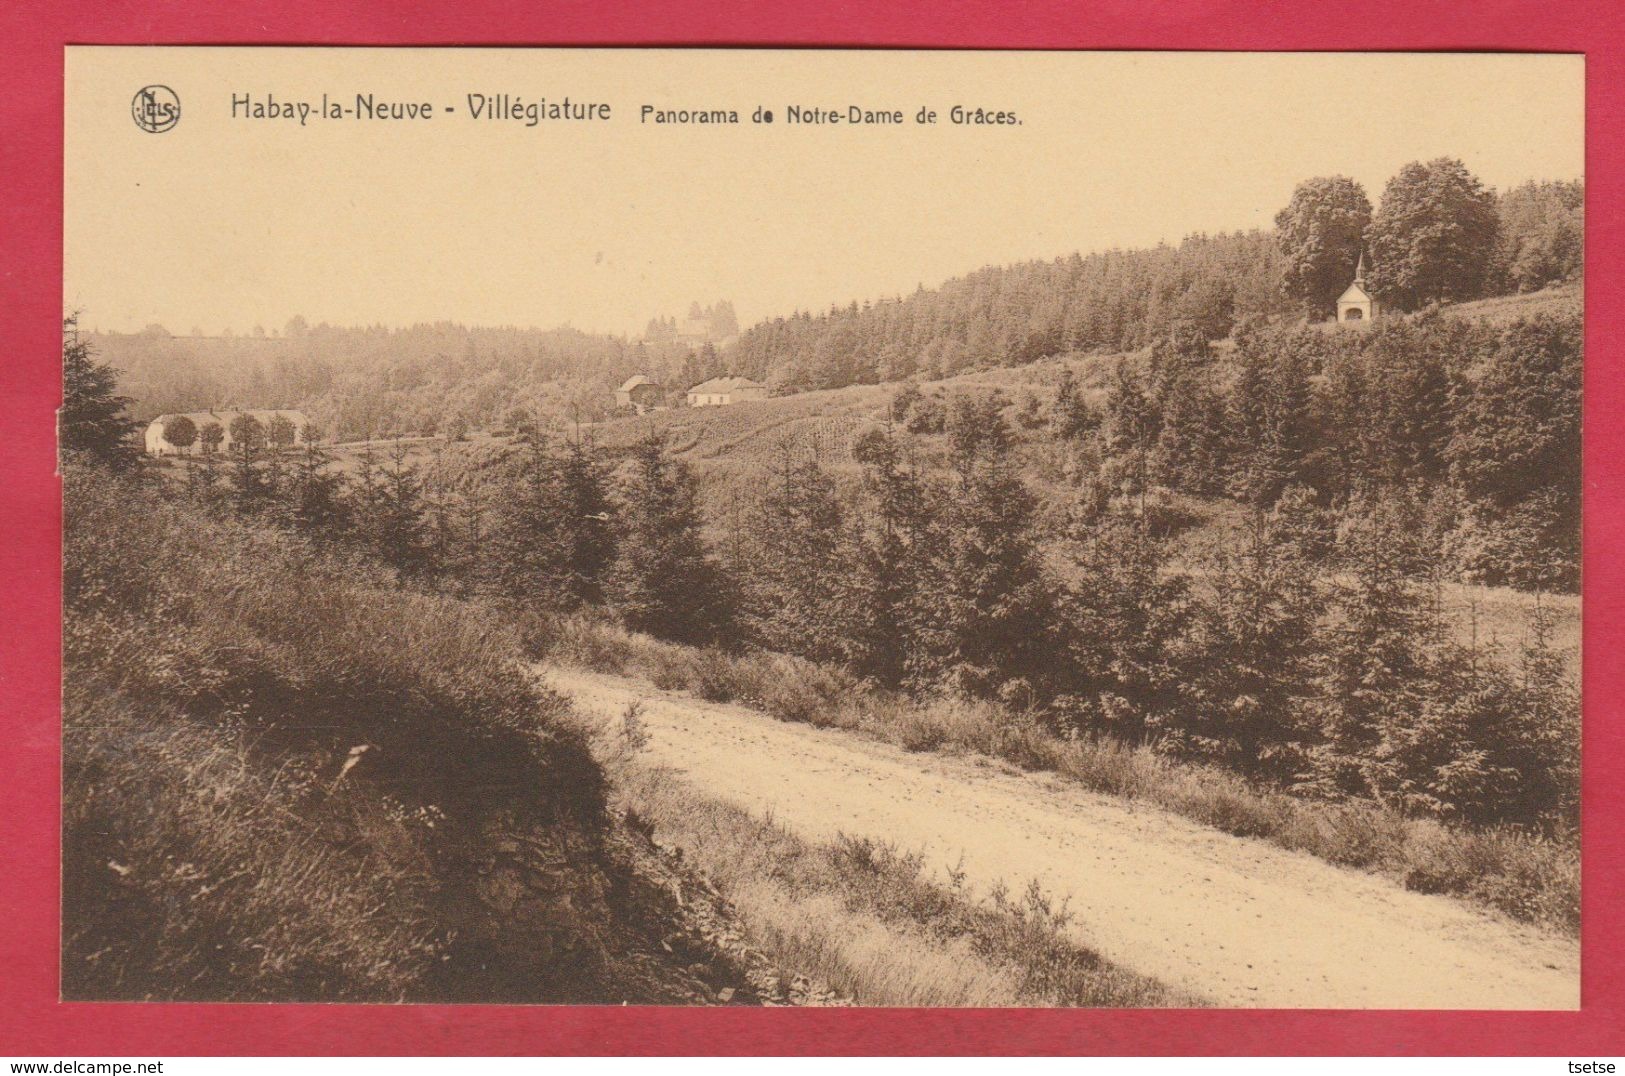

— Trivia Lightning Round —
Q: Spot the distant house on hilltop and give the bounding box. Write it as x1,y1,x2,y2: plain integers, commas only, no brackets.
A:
687,375,766,408
1336,250,1381,325
144,409,310,456
615,375,667,411
642,301,740,350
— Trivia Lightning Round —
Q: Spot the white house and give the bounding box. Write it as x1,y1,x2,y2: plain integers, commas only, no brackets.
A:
144,409,310,456
1335,250,1380,325
686,375,767,408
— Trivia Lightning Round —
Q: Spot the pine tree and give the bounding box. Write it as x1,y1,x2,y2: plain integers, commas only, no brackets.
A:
60,316,139,471
181,452,224,506
1054,512,1193,741
1103,358,1158,507
558,432,616,607
1510,596,1580,825
1270,483,1336,563
1364,315,1458,485
1228,328,1315,505
1307,502,1428,799
1226,328,1271,496
921,403,1054,699
1048,366,1097,440
1187,508,1325,780
371,440,435,582
261,428,292,511
1310,334,1378,500
608,434,726,644
1152,352,1228,494
424,471,462,593
738,441,848,662
226,416,271,517
486,435,575,608
1344,562,1534,824
287,438,348,546
349,445,384,549
1261,344,1313,496
847,427,936,686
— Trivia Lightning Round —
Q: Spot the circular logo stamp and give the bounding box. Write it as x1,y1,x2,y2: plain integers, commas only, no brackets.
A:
131,85,180,133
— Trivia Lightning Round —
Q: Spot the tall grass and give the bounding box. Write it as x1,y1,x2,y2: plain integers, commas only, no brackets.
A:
608,766,1187,1007
63,687,443,1001
532,611,1579,932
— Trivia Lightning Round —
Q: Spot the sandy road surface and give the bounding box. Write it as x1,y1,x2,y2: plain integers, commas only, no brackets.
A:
549,666,1579,1009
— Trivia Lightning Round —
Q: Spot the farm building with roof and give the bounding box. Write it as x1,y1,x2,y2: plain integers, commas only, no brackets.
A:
686,376,766,408
615,375,667,410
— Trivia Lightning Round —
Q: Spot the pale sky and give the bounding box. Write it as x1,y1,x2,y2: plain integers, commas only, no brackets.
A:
65,48,1584,337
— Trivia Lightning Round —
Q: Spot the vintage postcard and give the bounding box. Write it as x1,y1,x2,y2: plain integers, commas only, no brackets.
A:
60,47,1582,1009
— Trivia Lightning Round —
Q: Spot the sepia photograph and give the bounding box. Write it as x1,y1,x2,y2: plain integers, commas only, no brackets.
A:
59,47,1583,1011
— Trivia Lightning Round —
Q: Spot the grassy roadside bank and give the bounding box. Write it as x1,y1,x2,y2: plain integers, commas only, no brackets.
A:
587,709,1191,1007
531,612,1579,933
64,468,781,1003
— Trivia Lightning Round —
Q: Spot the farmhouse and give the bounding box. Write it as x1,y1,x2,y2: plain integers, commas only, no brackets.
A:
144,409,310,456
615,375,667,411
686,376,767,408
1336,250,1381,325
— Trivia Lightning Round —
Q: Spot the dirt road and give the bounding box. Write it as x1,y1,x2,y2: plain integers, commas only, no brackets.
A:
549,666,1579,1009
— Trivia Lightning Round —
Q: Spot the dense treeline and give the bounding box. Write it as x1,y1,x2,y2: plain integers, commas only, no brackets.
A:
1080,307,1583,591
165,305,1578,831
1494,179,1585,295
733,168,1581,394
732,231,1291,391
92,319,694,441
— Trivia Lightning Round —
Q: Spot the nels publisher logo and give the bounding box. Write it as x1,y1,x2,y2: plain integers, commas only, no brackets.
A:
131,85,180,133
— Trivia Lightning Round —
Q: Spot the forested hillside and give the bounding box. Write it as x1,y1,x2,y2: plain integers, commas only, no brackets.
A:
731,173,1582,392
732,230,1291,390
91,320,691,441
95,166,1581,437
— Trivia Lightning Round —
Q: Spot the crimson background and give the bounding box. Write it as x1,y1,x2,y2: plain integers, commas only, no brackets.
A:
0,0,1619,1056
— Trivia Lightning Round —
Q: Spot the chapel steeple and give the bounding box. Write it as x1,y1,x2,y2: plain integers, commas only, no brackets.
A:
1336,249,1378,325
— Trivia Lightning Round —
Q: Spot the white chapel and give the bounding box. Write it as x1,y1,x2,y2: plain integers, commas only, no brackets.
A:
1336,250,1380,325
